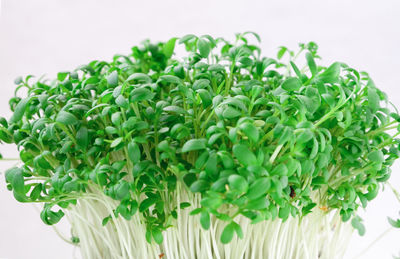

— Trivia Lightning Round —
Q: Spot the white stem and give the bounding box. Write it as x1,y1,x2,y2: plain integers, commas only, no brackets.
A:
62,184,353,259
352,227,392,259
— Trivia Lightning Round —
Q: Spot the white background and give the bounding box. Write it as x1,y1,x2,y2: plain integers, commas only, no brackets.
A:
1,0,400,258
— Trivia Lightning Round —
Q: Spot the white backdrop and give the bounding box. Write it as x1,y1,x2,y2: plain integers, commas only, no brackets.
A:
1,0,400,258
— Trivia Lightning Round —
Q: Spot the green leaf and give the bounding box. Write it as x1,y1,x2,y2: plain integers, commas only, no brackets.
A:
113,86,122,99
286,158,300,176
130,200,138,216
278,206,290,221
63,180,79,193
367,150,384,163
117,205,132,220
211,178,228,192
116,95,129,109
179,34,197,44
102,216,111,226
305,52,317,76
278,127,293,145
57,72,69,81
110,137,123,148
246,196,269,210
238,56,253,67
163,105,186,114
271,163,288,176
239,122,259,143
368,88,380,112
197,89,212,108
145,229,152,243
311,176,326,186
131,88,154,102
139,197,157,212
10,98,29,123
246,178,271,200
193,79,210,90
128,141,141,163
30,184,42,200
200,211,210,230
190,208,202,215
223,106,241,119
201,197,222,209
351,216,366,236
197,38,211,58
296,129,314,143
228,174,248,193
277,46,287,60
233,222,243,239
388,217,400,228
107,70,119,87
34,155,52,170
242,31,261,42
111,112,121,126
76,126,88,149
159,75,182,85
152,228,163,244
302,203,316,214
281,77,301,91
309,136,319,159
290,61,302,78
318,62,340,84
205,152,218,178
163,37,177,58
181,139,207,152
10,168,25,194
297,95,316,114
40,206,65,225
219,151,234,169
116,181,130,200
233,144,257,166
126,73,152,84
208,64,225,72
322,93,336,108
14,76,23,85
0,128,12,143
221,222,235,244
190,180,209,193
195,150,209,169
56,111,78,126
105,126,118,135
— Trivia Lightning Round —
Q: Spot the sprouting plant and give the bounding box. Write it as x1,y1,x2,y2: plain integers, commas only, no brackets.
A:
388,184,400,245
1,32,400,258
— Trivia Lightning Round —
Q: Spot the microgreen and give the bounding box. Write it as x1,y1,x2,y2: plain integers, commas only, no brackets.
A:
2,32,400,250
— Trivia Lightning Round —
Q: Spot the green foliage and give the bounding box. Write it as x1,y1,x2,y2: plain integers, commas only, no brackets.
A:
351,216,366,235
2,32,400,244
388,216,400,228
221,221,242,244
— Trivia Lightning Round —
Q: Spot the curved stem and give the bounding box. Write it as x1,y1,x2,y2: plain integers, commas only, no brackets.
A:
352,227,392,259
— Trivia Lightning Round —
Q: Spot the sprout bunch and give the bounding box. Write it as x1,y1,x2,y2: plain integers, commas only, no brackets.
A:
2,32,400,257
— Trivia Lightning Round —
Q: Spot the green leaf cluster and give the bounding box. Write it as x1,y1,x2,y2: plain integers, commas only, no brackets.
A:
2,32,400,243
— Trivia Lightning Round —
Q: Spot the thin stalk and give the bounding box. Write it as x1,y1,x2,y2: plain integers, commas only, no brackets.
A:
352,227,392,259
62,186,352,259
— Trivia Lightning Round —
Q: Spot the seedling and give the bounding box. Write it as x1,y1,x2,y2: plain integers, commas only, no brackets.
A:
2,32,400,258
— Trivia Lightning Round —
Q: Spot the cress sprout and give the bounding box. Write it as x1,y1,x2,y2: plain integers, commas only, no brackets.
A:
2,32,400,258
